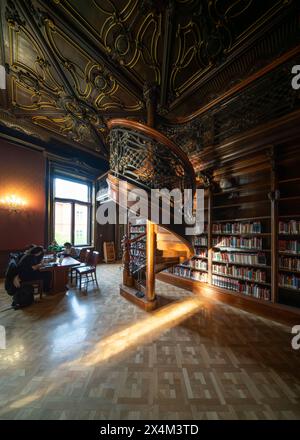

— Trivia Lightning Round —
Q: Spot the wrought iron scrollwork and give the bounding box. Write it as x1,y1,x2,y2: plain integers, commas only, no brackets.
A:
109,125,194,193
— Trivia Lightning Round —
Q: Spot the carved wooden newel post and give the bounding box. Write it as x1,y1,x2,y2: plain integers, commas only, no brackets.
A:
121,234,133,287
144,84,158,303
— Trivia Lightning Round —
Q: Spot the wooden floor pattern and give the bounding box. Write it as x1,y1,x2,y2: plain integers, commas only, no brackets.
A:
0,263,300,420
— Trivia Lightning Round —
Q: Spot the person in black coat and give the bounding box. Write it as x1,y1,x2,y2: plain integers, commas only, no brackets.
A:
17,246,52,293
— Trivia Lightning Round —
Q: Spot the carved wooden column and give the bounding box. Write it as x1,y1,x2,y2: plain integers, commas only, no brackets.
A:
268,147,279,303
144,84,158,302
146,220,156,301
207,186,213,285
121,231,133,287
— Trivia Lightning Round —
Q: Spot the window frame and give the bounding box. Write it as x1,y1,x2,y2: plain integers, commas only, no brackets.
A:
52,174,93,247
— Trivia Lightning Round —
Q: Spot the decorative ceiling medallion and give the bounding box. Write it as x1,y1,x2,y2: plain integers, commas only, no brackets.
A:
59,97,105,128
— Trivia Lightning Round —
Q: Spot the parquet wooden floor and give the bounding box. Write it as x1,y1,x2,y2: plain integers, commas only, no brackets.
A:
0,263,300,420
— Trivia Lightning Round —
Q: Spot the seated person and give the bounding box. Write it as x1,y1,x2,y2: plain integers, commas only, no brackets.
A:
17,246,52,293
25,244,36,254
48,240,62,253
63,242,77,258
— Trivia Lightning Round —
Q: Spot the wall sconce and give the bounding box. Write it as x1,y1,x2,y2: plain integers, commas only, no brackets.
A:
0,195,27,213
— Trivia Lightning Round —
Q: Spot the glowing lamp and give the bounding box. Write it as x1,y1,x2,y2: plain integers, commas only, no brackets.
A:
0,195,27,213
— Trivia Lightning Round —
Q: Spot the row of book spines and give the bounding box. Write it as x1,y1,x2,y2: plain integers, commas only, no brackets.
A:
212,265,266,282
212,237,262,249
212,275,270,299
130,249,146,255
194,238,208,246
130,227,146,233
213,253,266,265
172,267,208,282
212,222,262,234
278,274,300,289
212,252,267,265
279,257,300,271
278,241,300,252
279,220,300,234
194,252,208,258
130,246,145,251
180,262,208,270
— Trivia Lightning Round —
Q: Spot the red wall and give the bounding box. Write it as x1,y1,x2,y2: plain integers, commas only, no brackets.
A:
0,140,46,271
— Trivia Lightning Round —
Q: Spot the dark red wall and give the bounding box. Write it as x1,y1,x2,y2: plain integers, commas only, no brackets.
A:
0,140,46,274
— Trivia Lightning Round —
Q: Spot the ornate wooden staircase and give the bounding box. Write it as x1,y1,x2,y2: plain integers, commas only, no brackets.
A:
106,118,196,310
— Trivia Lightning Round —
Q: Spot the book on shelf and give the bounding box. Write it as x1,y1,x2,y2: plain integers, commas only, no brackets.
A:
212,236,263,249
130,225,146,234
212,264,266,282
212,251,267,266
278,240,300,254
191,271,208,282
194,236,208,246
129,223,146,271
172,266,191,278
212,275,270,301
212,221,262,234
279,256,300,272
279,220,300,234
190,259,208,270
194,249,208,258
169,266,208,282
279,273,300,290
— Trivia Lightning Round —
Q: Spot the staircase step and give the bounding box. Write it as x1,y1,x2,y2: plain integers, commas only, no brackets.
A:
120,284,157,311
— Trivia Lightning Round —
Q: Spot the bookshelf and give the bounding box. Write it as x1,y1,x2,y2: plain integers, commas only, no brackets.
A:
160,154,276,306
165,188,209,285
277,145,300,307
211,220,271,301
157,145,300,318
129,221,146,285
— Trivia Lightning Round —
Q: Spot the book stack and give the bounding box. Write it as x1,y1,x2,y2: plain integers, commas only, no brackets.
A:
212,264,266,282
279,256,300,272
279,273,300,290
194,249,208,258
213,222,262,234
129,223,146,273
212,251,267,265
173,266,191,278
191,271,208,282
279,220,300,234
130,225,146,234
190,259,208,270
279,240,300,254
194,236,208,246
213,236,263,249
212,275,270,300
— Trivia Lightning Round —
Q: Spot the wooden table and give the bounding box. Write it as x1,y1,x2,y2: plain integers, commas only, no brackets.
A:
41,256,80,294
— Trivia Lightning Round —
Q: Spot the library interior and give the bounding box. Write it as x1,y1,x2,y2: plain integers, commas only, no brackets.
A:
0,0,300,421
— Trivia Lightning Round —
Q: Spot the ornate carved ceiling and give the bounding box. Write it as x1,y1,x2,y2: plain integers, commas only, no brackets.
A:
0,0,298,159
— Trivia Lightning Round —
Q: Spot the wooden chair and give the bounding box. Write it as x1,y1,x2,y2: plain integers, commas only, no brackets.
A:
75,251,99,291
21,280,43,299
70,249,91,284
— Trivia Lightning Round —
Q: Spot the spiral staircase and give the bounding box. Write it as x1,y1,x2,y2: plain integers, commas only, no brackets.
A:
106,119,197,311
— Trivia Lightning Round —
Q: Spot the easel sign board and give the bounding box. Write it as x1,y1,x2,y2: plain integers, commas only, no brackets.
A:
103,241,116,263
